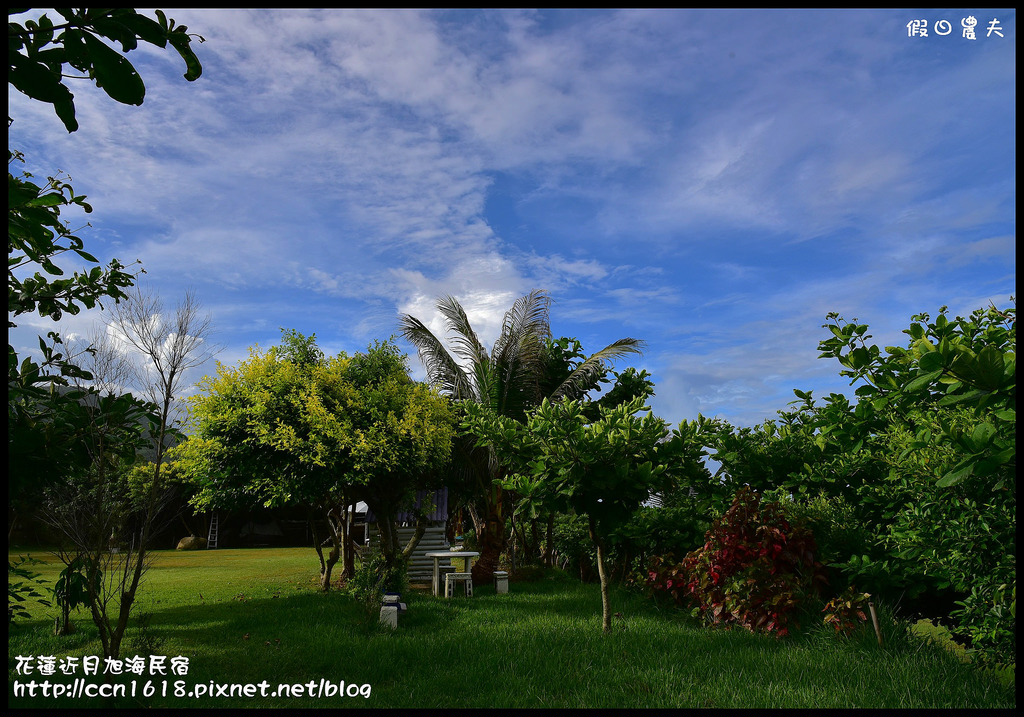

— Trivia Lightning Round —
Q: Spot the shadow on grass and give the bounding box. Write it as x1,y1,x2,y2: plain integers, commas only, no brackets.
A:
10,571,1014,710
9,589,389,709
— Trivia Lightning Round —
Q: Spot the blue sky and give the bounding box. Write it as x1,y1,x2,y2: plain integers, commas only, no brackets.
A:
9,9,1016,428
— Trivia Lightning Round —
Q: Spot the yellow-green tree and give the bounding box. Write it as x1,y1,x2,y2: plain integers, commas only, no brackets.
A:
177,333,454,590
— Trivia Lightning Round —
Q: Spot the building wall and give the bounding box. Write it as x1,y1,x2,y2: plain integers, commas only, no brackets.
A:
366,524,449,581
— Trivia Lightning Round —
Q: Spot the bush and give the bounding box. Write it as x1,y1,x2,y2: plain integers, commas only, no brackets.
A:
551,513,596,581
649,487,827,637
762,490,873,594
821,586,872,636
53,556,91,635
553,506,711,587
951,578,1015,671
8,556,50,624
346,554,407,625
610,505,711,586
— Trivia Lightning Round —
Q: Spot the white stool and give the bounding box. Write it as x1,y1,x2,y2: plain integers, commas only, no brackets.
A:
494,570,509,594
436,565,457,596
445,571,473,598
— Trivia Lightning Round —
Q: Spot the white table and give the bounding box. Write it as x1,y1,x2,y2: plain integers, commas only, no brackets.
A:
425,551,480,596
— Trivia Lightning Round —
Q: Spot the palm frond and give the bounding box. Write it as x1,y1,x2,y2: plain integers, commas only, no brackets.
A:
397,313,475,400
550,337,646,401
474,359,504,415
491,290,552,417
435,295,491,371
491,289,551,368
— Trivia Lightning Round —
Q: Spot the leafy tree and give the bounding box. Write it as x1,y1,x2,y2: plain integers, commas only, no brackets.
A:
818,302,1014,488
518,339,656,567
398,289,644,581
52,556,91,636
39,288,214,659
9,6,205,507
8,156,141,509
177,334,454,590
40,389,162,657
466,393,668,633
8,6,206,403
177,333,351,589
9,8,203,132
8,8,205,652
816,302,1015,668
342,340,456,576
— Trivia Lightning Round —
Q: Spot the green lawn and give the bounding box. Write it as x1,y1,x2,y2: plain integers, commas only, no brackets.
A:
8,547,1016,709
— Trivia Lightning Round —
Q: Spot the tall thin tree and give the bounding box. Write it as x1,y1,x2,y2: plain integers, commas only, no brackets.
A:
45,286,217,657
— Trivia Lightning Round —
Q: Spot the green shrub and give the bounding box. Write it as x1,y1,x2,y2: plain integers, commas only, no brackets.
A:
52,556,91,635
553,506,711,587
610,505,711,585
551,513,596,580
763,490,873,594
951,578,1015,671
346,553,407,625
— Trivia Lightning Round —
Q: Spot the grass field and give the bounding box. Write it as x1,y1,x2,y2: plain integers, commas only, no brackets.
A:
7,547,1016,709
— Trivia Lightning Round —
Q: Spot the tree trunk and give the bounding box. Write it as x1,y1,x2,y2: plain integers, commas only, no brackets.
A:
373,511,402,575
529,517,542,564
320,550,338,591
309,510,326,581
472,488,505,583
589,515,612,634
341,501,356,579
544,514,556,567
511,512,527,566
309,508,340,591
337,504,350,581
467,501,484,540
323,507,341,590
400,511,430,562
100,404,169,659
471,503,503,581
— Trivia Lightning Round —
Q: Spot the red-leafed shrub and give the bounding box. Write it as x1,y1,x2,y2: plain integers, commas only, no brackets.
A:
648,486,827,637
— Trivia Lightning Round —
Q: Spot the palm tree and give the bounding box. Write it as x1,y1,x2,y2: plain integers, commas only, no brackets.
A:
398,289,644,580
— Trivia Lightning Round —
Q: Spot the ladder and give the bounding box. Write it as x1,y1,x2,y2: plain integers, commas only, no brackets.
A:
207,513,219,549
